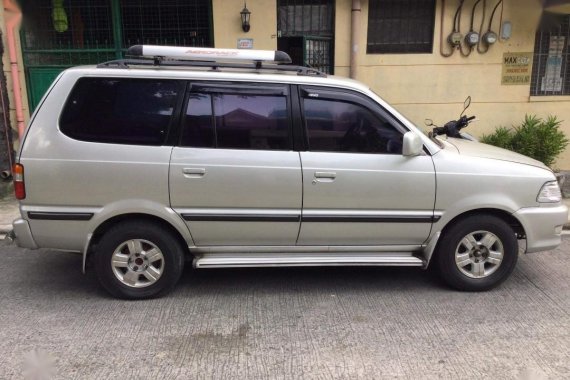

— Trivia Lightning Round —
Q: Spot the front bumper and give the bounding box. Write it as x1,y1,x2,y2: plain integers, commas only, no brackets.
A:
11,218,38,249
514,204,568,253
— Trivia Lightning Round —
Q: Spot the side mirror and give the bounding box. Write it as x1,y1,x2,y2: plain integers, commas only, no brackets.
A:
402,132,423,157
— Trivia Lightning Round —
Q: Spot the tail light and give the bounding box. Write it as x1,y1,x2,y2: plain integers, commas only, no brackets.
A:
13,163,25,200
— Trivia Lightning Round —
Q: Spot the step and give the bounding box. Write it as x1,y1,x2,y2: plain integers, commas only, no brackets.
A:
193,252,424,268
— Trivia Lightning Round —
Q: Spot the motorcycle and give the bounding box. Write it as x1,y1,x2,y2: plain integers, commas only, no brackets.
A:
426,96,478,141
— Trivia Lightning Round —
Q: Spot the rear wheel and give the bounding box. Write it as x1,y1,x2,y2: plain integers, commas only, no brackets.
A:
94,221,185,299
436,215,518,291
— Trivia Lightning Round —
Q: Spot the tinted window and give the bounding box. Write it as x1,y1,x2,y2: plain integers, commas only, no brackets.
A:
181,93,214,148
60,78,182,145
182,92,290,150
304,98,403,154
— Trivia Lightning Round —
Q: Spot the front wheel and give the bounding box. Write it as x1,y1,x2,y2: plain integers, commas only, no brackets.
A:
94,221,185,299
436,215,518,291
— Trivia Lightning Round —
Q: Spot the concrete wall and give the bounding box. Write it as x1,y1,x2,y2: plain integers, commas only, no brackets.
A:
212,0,277,50
332,0,570,168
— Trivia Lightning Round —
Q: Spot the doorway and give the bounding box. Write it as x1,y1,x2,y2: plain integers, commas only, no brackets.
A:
277,0,335,74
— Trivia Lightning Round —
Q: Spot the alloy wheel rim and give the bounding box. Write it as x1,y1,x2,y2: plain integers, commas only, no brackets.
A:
111,239,164,288
454,230,504,279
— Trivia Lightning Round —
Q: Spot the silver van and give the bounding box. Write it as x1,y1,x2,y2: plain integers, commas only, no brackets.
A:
10,46,568,299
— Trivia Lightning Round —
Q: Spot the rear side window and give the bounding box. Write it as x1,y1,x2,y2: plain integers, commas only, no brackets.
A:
181,90,291,150
60,78,183,146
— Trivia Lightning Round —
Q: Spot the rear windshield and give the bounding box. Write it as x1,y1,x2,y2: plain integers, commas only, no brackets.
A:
60,77,183,146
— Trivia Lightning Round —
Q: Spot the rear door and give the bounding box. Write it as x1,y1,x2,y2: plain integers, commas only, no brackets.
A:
169,83,302,246
296,86,437,246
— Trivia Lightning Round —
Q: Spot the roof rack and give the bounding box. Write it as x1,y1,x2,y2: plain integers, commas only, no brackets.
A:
128,45,293,64
96,45,327,77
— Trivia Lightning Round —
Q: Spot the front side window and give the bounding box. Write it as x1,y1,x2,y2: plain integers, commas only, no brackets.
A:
367,0,436,54
60,78,182,145
303,98,403,154
181,91,291,150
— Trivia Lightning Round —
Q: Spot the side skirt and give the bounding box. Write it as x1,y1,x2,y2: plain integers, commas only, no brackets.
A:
190,245,426,268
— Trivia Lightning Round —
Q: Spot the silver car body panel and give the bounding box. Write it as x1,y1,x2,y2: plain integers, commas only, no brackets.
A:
12,65,567,269
17,69,194,253
12,218,38,249
170,148,302,246
514,204,567,253
429,140,566,255
298,151,436,245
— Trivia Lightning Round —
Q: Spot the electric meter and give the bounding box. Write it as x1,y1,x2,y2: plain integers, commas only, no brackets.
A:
448,32,463,46
465,31,480,47
483,31,498,45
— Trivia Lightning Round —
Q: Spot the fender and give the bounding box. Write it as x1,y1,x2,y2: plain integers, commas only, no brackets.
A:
81,199,194,273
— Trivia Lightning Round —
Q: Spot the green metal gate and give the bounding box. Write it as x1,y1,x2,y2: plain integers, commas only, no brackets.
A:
20,0,214,111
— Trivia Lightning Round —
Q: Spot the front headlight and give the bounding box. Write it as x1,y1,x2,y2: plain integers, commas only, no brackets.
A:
537,181,562,203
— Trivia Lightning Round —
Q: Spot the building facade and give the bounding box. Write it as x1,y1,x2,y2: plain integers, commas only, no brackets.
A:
1,0,570,174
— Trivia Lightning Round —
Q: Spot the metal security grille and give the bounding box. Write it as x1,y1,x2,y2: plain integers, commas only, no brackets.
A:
278,0,334,37
121,0,213,47
531,15,570,96
367,0,436,54
19,0,213,111
20,0,116,66
305,38,332,73
277,0,334,73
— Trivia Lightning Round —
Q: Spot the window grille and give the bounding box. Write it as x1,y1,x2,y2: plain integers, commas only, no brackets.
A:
367,0,436,54
20,0,116,66
531,14,570,96
20,0,213,67
121,0,213,47
277,0,334,37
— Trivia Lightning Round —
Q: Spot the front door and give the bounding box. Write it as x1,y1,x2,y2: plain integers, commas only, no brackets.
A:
169,83,302,246
296,86,437,246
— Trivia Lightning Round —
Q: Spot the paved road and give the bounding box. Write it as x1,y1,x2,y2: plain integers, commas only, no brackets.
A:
0,238,569,380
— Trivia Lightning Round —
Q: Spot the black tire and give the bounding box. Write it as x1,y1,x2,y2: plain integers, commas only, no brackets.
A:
94,221,185,299
435,215,518,291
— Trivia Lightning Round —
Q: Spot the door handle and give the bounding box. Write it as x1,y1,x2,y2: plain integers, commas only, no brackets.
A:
315,171,336,179
183,168,206,178
313,171,336,184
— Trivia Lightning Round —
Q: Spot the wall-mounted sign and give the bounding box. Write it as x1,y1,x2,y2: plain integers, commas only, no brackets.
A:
502,52,533,85
237,38,254,49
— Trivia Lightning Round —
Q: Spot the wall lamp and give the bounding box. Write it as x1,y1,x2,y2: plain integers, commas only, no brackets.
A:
240,3,251,33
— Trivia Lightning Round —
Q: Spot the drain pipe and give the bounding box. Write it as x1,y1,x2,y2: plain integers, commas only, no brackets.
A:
0,71,13,179
350,0,361,79
4,0,25,140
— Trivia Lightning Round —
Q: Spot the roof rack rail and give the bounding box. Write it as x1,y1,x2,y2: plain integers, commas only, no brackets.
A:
96,45,327,77
97,58,326,77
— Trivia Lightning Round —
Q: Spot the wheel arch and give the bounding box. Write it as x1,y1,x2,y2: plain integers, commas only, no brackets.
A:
84,213,192,273
425,208,525,267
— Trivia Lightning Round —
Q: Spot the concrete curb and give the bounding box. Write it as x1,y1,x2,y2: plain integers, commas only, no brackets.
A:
0,225,13,234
